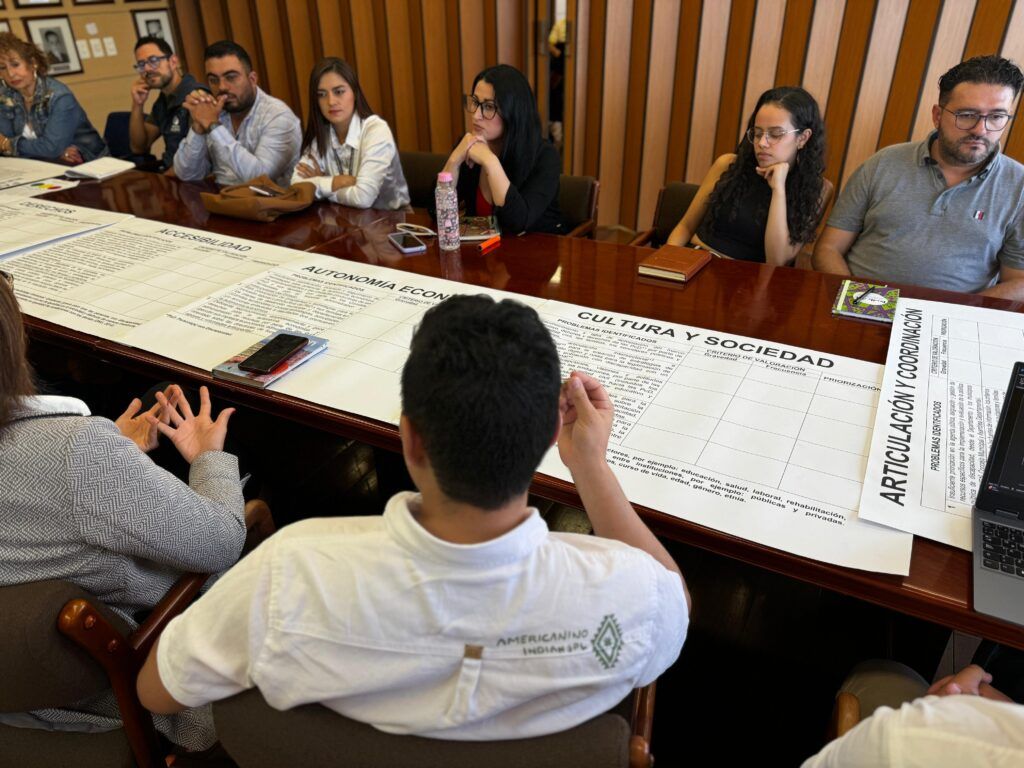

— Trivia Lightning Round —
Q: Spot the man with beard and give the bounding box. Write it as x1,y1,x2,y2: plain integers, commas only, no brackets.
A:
129,36,204,170
173,40,300,186
813,56,1024,298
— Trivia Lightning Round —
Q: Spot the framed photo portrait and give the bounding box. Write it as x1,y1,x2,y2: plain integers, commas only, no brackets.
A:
0,20,9,34
14,0,62,8
73,1,114,5
132,9,176,53
24,15,82,75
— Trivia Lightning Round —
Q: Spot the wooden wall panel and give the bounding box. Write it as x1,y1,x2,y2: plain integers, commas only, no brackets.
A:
664,0,702,183
910,0,976,140
876,0,942,149
821,0,876,189
201,2,229,43
596,0,634,225
582,0,607,177
459,0,487,91
315,0,347,60
841,0,910,187
618,0,653,228
637,0,682,228
350,0,384,124
685,0,731,182
775,0,815,86
964,0,1014,59
283,0,316,119
250,0,294,106
174,0,207,80
741,0,786,139
998,0,1024,162
713,0,756,158
385,0,419,149
497,0,525,71
801,0,846,111
570,0,590,175
423,0,455,151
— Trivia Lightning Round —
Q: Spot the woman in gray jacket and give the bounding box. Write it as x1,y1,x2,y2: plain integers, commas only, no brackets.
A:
0,271,245,751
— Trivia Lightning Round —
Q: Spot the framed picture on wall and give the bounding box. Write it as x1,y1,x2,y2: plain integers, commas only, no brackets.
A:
14,0,62,8
24,16,82,75
132,9,176,53
0,20,9,34
73,0,114,5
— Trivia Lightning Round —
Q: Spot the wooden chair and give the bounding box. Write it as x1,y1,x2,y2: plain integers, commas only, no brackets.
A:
559,174,599,238
213,682,658,767
629,182,700,248
400,151,448,208
0,498,272,768
0,574,206,768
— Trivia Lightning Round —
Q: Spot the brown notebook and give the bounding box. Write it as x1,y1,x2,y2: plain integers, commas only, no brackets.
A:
637,246,712,283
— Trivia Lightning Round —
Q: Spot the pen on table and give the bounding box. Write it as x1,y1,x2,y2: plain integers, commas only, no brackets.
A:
854,285,885,305
478,234,501,252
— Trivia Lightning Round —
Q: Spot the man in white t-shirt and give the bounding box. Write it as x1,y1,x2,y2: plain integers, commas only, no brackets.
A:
804,662,1024,767
137,294,690,740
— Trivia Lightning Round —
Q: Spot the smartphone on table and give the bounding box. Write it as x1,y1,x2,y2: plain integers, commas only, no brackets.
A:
388,232,427,254
238,333,308,374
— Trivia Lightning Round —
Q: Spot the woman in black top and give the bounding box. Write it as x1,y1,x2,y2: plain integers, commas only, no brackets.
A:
441,64,564,235
666,86,831,266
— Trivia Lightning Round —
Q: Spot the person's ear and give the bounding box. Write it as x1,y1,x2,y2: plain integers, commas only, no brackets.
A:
248,69,258,87
931,103,942,130
797,128,811,149
550,410,563,448
399,414,427,468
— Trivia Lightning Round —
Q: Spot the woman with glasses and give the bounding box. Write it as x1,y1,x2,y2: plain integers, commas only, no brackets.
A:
439,64,564,234
291,57,409,209
666,86,830,266
0,272,245,751
0,33,106,164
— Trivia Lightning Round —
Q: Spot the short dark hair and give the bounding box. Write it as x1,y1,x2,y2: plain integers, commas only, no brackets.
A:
939,55,1024,104
204,40,252,72
134,36,173,57
401,295,561,510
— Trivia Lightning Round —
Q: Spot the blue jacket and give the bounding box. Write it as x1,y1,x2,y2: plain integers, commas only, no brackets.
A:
0,76,107,161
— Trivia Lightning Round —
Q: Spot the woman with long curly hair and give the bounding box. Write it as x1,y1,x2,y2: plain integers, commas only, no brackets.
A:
666,86,831,266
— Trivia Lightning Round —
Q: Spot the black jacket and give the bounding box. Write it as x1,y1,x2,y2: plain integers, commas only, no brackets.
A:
433,142,565,235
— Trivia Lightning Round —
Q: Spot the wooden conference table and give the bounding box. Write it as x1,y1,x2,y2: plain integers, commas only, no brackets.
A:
25,170,1024,649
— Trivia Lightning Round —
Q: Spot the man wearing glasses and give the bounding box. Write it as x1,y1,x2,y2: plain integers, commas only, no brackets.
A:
129,36,204,171
814,56,1024,299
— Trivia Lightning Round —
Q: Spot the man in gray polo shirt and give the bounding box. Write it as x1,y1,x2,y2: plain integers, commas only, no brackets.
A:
813,56,1024,299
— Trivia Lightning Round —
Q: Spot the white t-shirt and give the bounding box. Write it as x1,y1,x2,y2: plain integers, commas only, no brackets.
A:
803,695,1024,767
158,492,688,740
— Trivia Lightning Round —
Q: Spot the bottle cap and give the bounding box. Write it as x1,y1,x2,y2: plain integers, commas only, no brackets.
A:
437,171,453,183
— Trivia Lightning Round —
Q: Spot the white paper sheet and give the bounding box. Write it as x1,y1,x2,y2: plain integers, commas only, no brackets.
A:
0,198,127,260
116,254,912,574
0,157,72,190
0,178,79,198
860,298,1024,550
4,217,304,337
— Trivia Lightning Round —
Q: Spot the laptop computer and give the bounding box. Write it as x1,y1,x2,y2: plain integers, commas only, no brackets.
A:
973,361,1024,626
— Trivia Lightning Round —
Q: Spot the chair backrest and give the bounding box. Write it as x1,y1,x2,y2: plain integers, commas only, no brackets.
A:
400,151,448,208
214,688,633,768
0,580,131,712
559,174,598,230
650,181,700,247
103,112,133,160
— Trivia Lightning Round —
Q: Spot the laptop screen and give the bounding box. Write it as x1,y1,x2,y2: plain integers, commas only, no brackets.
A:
982,364,1024,499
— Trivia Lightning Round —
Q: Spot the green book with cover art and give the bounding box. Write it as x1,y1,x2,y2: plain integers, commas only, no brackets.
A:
832,279,899,324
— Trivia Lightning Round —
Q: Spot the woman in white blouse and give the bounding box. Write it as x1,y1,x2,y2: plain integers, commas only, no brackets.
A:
291,57,409,210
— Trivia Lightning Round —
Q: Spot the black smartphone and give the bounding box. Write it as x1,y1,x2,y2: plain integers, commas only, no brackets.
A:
238,333,308,374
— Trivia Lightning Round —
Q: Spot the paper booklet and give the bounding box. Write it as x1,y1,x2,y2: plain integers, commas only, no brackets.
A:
832,279,899,323
65,157,136,181
212,332,328,389
460,215,500,241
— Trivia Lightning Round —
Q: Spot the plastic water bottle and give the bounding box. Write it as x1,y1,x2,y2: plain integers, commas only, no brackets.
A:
435,172,460,252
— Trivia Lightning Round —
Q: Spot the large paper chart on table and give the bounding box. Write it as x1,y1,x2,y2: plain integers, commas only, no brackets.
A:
0,199,127,259
861,298,1024,550
115,253,912,574
4,217,305,337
